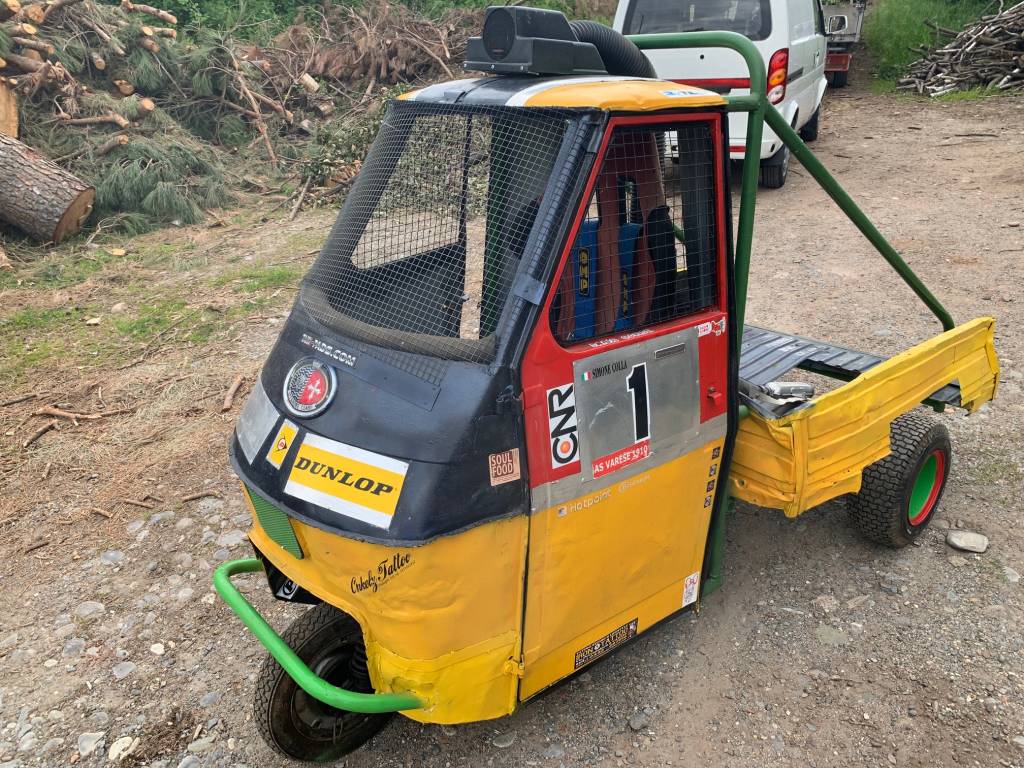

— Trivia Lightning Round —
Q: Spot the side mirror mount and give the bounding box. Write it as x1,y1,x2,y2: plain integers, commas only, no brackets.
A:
827,14,848,34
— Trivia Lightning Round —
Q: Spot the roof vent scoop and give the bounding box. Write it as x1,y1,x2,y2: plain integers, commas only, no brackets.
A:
464,6,608,76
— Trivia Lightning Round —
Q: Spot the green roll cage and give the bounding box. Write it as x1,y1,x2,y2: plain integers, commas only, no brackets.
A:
215,30,953,714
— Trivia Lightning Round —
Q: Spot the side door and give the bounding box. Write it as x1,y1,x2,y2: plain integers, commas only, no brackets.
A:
517,112,732,699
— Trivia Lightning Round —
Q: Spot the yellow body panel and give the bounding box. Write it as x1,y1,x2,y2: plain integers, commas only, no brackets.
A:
399,79,724,111
521,80,725,110
249,515,528,724
730,317,999,517
520,439,724,699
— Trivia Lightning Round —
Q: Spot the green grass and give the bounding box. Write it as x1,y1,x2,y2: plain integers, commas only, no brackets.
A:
864,0,992,79
215,264,302,293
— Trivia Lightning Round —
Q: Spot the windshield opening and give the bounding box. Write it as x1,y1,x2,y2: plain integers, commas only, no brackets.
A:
624,0,772,40
301,101,573,368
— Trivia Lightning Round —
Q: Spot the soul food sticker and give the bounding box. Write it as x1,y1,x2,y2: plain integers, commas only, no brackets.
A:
488,448,521,487
547,383,579,469
683,572,700,607
574,618,638,670
284,433,408,529
265,420,298,469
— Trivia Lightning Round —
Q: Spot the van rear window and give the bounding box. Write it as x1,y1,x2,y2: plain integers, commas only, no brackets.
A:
623,0,772,41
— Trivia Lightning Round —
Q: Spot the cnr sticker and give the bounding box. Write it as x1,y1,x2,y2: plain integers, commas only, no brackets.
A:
284,433,408,529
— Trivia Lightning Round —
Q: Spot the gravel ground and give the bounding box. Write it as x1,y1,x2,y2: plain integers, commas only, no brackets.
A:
1,78,1023,768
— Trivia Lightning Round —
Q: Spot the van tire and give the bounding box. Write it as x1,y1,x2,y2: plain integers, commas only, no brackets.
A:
759,145,789,189
254,603,391,762
799,107,820,142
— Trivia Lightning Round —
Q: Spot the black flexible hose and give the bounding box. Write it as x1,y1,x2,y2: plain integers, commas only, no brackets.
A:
568,20,656,78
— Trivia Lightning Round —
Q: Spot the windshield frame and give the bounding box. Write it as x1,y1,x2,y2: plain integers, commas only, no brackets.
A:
299,100,597,373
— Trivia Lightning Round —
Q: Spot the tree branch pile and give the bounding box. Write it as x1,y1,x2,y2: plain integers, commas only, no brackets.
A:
900,1,1024,96
0,0,481,240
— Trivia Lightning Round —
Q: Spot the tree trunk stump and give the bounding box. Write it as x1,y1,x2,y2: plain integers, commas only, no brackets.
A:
0,133,94,243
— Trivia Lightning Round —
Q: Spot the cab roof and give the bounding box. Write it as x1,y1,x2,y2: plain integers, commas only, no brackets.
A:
400,75,725,112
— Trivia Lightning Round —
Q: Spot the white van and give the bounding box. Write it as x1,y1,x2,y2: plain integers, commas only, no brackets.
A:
613,0,828,188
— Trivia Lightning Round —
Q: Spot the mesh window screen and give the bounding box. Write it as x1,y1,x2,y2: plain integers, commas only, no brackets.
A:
301,101,572,379
552,121,719,344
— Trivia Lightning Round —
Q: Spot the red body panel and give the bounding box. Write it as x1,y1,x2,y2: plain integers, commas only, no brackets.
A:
521,112,731,491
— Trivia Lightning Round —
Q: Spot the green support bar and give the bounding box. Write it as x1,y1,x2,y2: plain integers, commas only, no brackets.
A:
628,31,956,600
214,558,423,714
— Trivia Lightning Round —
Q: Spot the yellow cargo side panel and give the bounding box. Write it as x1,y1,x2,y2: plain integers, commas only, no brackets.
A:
731,317,999,517
249,515,529,724
521,439,724,700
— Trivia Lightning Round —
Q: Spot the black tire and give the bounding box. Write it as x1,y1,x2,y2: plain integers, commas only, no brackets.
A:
830,70,849,88
254,603,391,762
847,411,952,548
799,107,820,142
758,144,789,189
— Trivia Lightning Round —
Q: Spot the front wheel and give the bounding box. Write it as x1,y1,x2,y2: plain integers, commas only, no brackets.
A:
254,603,392,762
847,411,951,548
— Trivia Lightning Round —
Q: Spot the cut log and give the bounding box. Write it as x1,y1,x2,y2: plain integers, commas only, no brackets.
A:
13,1,42,23
120,0,176,25
89,51,106,71
0,0,21,22
0,81,16,137
137,36,159,53
94,133,129,156
20,48,43,63
112,78,135,95
60,111,130,128
152,26,176,38
4,51,45,72
8,22,37,35
298,72,320,93
134,96,155,117
0,133,95,242
42,0,85,21
12,37,54,55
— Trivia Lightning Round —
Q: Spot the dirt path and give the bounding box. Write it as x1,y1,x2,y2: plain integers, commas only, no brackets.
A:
1,78,1022,767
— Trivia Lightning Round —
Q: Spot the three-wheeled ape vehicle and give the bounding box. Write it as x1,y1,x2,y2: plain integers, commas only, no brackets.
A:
214,7,999,762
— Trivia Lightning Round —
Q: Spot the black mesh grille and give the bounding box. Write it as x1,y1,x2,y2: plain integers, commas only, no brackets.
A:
551,121,720,344
302,100,574,381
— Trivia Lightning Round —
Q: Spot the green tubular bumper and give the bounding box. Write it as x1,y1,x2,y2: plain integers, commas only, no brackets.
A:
213,558,423,714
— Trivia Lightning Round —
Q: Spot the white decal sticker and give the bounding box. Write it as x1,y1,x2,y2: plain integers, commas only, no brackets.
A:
697,321,712,337
683,572,700,607
547,383,579,469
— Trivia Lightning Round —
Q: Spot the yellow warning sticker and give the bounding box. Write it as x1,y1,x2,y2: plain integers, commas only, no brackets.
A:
284,433,408,529
266,420,298,469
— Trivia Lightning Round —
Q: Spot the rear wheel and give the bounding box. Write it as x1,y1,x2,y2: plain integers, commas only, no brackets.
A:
847,412,951,548
759,143,790,189
254,603,392,762
799,107,820,142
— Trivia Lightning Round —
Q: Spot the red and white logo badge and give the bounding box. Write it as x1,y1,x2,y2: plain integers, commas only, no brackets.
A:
283,358,336,417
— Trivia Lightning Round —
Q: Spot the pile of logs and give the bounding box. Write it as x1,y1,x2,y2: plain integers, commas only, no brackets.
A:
0,0,480,245
900,1,1024,96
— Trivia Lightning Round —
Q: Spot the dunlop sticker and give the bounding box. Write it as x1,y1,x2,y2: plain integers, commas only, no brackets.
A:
573,618,638,670
488,448,521,486
266,420,298,469
284,433,408,529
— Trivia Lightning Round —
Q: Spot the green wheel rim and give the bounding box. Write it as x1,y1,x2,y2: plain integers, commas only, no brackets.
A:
908,450,944,526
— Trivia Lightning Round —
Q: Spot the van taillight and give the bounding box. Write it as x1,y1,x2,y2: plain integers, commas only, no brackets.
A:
767,48,788,105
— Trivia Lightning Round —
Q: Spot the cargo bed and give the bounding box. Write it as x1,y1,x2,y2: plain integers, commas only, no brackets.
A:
730,318,999,517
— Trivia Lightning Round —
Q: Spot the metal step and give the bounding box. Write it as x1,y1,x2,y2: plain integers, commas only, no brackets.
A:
740,326,960,407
